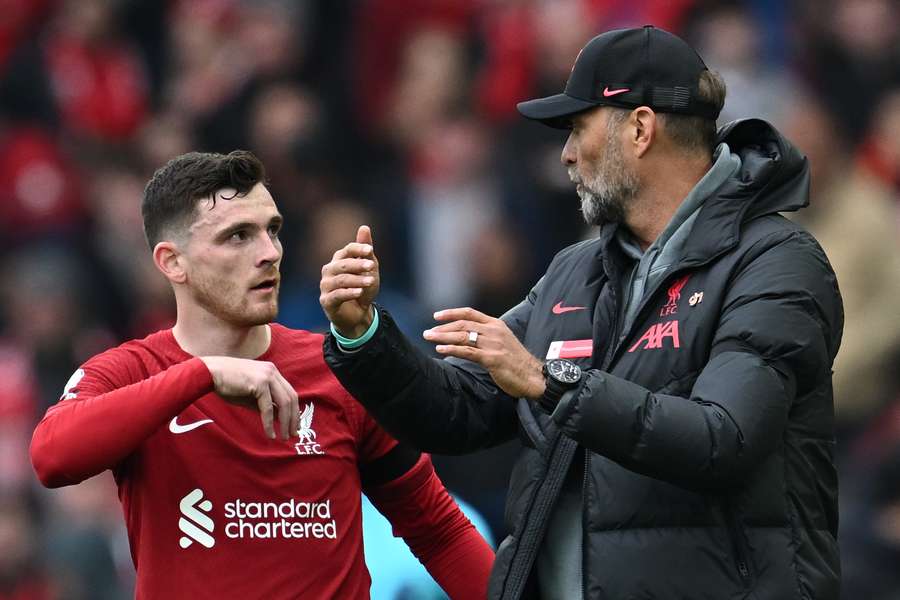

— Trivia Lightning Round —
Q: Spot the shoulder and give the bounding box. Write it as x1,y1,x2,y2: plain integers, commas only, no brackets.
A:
552,237,603,264
63,330,174,398
83,330,171,371
736,214,834,276
539,237,604,283
727,216,843,334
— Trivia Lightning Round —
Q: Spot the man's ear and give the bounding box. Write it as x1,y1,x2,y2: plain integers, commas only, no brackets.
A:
630,106,657,159
153,241,187,284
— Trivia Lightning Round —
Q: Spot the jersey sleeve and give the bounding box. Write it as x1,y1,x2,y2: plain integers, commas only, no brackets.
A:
30,349,213,488
365,454,495,600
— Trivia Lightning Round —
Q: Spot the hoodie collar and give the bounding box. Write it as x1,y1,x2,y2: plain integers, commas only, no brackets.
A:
599,118,810,269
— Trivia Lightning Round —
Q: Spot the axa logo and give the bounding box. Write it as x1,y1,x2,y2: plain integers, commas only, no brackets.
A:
660,274,690,317
179,488,215,549
295,403,324,456
629,321,680,352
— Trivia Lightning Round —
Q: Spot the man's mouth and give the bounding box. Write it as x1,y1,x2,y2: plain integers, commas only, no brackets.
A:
250,277,279,292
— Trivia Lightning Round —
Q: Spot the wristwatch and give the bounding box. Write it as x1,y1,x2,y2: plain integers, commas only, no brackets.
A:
538,358,582,413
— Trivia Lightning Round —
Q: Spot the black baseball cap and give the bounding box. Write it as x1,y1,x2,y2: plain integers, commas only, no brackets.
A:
517,25,720,129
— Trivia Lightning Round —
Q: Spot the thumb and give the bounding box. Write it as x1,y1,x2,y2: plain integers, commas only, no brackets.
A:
356,225,373,247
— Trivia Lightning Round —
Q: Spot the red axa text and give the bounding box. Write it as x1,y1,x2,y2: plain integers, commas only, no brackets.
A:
628,321,680,352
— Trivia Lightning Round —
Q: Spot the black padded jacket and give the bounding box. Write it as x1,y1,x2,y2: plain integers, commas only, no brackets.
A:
324,119,843,599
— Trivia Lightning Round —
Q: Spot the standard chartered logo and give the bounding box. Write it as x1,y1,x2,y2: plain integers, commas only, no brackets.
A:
179,488,215,549
177,489,338,547
223,499,337,540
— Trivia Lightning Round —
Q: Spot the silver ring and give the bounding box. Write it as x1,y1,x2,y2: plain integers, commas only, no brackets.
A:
467,330,479,345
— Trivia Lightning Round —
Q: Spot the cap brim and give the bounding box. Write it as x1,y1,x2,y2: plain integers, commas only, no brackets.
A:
516,93,599,129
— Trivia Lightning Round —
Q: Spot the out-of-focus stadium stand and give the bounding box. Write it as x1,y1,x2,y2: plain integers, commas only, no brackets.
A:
1,1,898,598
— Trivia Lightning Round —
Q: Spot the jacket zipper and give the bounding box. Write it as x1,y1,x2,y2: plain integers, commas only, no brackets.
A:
502,434,578,599
723,503,753,586
580,450,590,599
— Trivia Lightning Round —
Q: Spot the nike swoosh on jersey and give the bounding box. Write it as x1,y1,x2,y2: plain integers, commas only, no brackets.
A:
169,416,214,434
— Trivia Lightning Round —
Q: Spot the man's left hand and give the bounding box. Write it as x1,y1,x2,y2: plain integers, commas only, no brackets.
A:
423,307,546,400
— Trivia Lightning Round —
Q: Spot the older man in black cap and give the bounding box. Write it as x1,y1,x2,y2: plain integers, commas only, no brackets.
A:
320,25,842,600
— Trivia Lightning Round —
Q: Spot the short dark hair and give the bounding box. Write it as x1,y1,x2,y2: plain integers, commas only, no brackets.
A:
142,150,267,247
657,70,727,155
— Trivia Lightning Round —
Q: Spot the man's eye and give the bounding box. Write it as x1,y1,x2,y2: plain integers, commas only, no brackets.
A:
268,225,281,237
230,231,248,242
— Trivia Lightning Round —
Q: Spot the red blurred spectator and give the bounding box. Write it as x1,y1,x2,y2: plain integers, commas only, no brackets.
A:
0,342,40,492
43,0,148,141
474,3,536,123
858,88,900,197
0,0,53,70
0,126,83,240
353,0,477,135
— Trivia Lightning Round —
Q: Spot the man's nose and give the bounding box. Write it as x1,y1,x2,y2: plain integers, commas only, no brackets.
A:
561,134,576,166
257,233,282,266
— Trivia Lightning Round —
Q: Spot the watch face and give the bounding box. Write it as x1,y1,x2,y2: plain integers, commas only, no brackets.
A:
547,359,581,384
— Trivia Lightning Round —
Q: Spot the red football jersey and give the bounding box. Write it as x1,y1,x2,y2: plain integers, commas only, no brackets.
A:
36,325,402,599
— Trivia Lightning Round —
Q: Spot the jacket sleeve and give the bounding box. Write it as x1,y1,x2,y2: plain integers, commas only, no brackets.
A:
31,352,213,487
553,232,842,491
323,278,543,454
365,453,494,600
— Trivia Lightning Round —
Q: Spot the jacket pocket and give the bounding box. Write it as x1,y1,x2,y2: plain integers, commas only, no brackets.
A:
722,502,755,589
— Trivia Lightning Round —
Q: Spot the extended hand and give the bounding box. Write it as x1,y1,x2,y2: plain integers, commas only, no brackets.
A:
320,225,380,338
423,307,546,399
199,356,300,440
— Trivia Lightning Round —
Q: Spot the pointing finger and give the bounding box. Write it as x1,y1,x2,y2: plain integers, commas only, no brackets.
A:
322,258,376,277
257,385,276,439
433,307,491,323
320,274,376,294
273,370,300,438
331,243,374,262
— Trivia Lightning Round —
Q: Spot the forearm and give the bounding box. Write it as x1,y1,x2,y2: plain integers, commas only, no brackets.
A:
366,455,494,599
324,307,517,453
30,358,213,487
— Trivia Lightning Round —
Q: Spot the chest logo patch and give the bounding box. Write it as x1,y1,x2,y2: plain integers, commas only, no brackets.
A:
660,274,691,317
628,321,680,352
295,403,325,456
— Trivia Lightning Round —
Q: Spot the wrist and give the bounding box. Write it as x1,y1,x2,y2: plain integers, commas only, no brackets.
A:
536,358,582,412
332,306,379,349
334,306,375,339
525,359,547,400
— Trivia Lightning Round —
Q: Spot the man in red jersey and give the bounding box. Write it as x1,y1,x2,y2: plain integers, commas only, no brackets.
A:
30,150,493,599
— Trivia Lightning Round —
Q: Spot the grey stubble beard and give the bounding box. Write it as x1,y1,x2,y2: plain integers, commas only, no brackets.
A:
569,116,640,226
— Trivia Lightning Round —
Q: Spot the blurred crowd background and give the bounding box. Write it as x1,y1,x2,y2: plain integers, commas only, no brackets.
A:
1,0,898,598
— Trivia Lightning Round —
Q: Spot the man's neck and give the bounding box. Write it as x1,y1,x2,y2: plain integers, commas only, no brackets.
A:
172,306,271,359
625,156,712,251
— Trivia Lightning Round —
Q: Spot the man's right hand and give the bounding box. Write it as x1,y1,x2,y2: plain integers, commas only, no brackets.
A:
199,356,299,440
319,225,380,338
